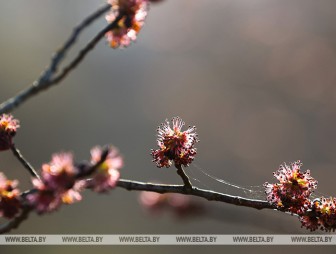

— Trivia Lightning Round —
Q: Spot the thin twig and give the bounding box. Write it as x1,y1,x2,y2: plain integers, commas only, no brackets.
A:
0,4,115,114
50,13,124,84
10,144,40,180
175,164,193,191
0,206,32,234
48,4,112,75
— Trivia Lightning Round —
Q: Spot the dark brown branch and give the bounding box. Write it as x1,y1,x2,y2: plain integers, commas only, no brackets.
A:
7,178,273,234
21,179,273,211
10,144,40,180
0,4,116,114
0,206,32,234
48,4,112,75
117,179,273,210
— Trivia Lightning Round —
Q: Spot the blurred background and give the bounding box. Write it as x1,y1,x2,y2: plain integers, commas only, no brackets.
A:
1,0,336,252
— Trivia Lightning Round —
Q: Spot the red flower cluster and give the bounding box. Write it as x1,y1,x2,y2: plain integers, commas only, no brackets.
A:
105,0,149,48
0,114,20,151
264,161,317,214
264,161,336,231
151,117,199,168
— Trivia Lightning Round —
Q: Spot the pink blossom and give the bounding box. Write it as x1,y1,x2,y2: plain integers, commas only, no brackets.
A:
61,180,85,204
26,179,62,214
89,146,123,192
139,191,165,209
139,191,203,217
105,0,149,48
27,153,83,214
151,117,199,168
0,114,20,151
41,152,77,191
27,178,85,214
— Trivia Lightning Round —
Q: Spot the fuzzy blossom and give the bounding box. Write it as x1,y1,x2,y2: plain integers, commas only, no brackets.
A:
105,0,149,48
26,178,62,214
0,114,20,151
89,146,123,192
0,173,21,218
151,117,199,168
139,191,203,217
27,179,85,215
41,153,78,191
27,152,83,214
61,181,85,204
264,161,317,214
139,191,165,210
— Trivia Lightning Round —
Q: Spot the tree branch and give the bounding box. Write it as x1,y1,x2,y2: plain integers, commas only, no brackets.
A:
1,178,276,234
10,144,40,180
49,12,124,85
0,206,32,234
175,164,193,191
21,179,273,211
0,3,118,114
117,179,273,210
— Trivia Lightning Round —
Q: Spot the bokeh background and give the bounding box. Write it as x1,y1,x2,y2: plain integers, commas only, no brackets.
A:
1,0,336,252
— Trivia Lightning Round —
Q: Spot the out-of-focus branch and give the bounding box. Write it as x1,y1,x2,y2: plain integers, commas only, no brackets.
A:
0,206,32,234
0,4,120,114
50,12,124,85
10,144,40,180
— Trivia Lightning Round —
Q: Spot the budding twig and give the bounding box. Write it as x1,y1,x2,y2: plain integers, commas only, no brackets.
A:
10,144,40,180
0,3,120,115
175,164,193,191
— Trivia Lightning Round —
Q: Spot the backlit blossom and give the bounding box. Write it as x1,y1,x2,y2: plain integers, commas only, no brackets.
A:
26,178,62,214
60,180,85,204
0,114,20,151
105,0,149,48
27,153,82,214
41,153,77,191
0,173,21,218
27,178,85,214
264,161,317,214
89,146,123,192
151,117,199,168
